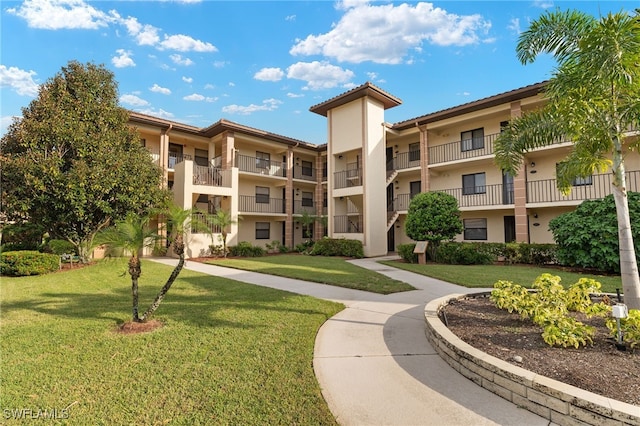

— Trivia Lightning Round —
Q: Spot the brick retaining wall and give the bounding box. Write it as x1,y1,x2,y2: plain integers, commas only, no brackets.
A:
424,293,640,426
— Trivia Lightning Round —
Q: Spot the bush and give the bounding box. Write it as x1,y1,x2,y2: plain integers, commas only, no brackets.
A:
0,223,45,252
436,242,495,265
293,240,315,254
1,250,60,276
549,192,640,273
397,243,418,263
309,238,363,258
228,241,265,257
43,239,77,255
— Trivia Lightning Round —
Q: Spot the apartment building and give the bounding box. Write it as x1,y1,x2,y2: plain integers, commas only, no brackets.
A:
129,81,640,258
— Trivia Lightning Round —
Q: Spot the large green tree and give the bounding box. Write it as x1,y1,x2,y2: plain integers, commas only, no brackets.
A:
405,192,464,260
0,61,168,261
494,9,640,309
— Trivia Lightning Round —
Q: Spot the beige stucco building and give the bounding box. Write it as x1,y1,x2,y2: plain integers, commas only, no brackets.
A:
129,81,640,258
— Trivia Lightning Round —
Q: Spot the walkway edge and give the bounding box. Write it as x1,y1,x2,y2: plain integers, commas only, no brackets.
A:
424,293,640,426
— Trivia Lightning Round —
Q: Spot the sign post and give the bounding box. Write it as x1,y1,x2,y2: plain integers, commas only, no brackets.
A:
413,241,428,265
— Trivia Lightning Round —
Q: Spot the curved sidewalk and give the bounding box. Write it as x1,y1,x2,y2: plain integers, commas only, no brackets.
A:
152,257,548,426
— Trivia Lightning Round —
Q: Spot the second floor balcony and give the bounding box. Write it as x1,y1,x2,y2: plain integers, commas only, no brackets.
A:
193,165,232,187
239,195,285,214
387,151,421,172
438,183,514,208
169,153,192,169
293,200,318,215
334,215,362,233
236,154,286,178
334,168,362,189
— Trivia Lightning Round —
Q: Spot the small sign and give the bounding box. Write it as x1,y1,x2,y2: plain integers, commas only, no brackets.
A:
413,241,428,254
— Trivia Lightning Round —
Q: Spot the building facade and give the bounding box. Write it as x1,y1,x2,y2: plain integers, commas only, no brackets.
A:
130,81,640,258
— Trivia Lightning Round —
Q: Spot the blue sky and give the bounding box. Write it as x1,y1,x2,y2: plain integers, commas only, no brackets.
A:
1,0,636,144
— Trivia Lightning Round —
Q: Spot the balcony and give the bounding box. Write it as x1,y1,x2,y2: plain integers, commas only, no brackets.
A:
293,165,317,181
527,170,640,204
334,167,362,189
239,195,285,214
236,154,286,178
387,151,421,172
192,165,232,187
169,153,192,169
428,133,499,165
438,183,514,208
191,212,222,234
387,193,411,212
334,215,362,233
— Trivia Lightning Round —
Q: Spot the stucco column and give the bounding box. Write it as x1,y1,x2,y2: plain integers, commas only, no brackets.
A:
510,101,529,242
315,154,325,239
285,147,294,248
419,125,430,192
160,125,172,188
221,131,235,170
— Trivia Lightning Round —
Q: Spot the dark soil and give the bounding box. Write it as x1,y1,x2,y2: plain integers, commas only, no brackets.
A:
116,319,164,334
443,296,640,406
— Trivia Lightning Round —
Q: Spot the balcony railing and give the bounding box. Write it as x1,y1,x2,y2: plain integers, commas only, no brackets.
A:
192,166,232,187
438,183,514,208
334,215,362,233
293,165,317,181
334,168,362,189
293,200,317,215
236,154,286,177
239,195,285,214
191,212,222,234
387,151,421,172
428,133,499,165
169,153,192,169
527,170,640,204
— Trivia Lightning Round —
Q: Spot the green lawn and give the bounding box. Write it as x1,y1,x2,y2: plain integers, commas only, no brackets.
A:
0,260,342,425
379,261,623,293
206,254,415,294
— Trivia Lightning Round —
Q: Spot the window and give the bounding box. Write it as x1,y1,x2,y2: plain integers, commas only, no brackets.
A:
461,128,484,152
256,186,270,203
195,148,208,167
140,138,146,147
302,224,313,240
196,194,208,203
409,142,420,162
464,218,487,240
301,160,313,176
572,176,593,186
302,191,314,207
256,151,270,169
462,173,486,195
256,222,270,240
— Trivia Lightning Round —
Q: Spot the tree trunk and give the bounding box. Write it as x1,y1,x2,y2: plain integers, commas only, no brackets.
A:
128,256,141,322
222,232,227,258
140,237,185,321
140,254,184,321
612,185,640,310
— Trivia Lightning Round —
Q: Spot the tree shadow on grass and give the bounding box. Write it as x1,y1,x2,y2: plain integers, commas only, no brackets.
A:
1,271,339,331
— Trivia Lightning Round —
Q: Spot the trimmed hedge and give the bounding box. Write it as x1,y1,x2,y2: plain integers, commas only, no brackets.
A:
436,242,495,265
1,251,60,276
310,238,364,258
397,243,419,263
228,241,265,257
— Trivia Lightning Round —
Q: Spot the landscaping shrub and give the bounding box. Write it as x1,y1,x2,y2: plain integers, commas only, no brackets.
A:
228,241,265,257
1,222,44,252
549,192,640,273
436,242,495,265
1,250,59,276
43,239,77,255
397,243,418,263
293,240,315,254
309,238,363,258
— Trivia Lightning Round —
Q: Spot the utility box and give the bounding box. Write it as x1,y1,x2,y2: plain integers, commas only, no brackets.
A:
612,304,628,319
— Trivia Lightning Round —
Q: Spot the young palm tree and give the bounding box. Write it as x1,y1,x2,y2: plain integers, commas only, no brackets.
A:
208,209,239,257
494,9,640,309
295,211,318,241
139,202,196,321
97,214,160,322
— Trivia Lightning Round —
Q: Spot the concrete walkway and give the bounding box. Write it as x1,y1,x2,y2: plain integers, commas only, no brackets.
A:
152,256,550,426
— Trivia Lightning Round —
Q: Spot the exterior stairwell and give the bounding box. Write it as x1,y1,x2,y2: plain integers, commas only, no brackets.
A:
386,210,399,231
386,169,398,186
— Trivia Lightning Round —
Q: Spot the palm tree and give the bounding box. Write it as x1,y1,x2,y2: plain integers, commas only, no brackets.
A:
139,201,196,321
207,209,240,257
97,214,160,322
494,9,640,309
295,211,318,242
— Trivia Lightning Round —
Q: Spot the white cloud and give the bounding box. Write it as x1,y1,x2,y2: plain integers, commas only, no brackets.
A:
228,82,235,87
507,18,521,35
290,1,492,64
121,16,160,46
254,67,285,82
7,0,114,30
285,15,296,21
533,0,554,9
287,92,304,98
286,61,354,90
183,93,216,102
136,108,174,119
1,115,20,136
159,34,217,52
212,61,228,68
182,76,193,84
112,49,135,68
204,83,215,90
119,94,149,106
0,65,39,96
150,84,171,95
222,98,283,115
170,54,194,66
